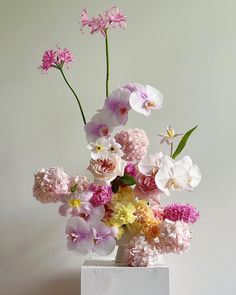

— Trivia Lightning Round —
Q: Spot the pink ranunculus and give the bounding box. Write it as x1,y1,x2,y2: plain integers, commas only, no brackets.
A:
114,128,149,162
33,167,70,204
124,162,138,177
90,184,113,206
88,157,124,185
134,174,160,200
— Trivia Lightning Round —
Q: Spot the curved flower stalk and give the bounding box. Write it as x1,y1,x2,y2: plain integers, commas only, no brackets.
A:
39,46,86,125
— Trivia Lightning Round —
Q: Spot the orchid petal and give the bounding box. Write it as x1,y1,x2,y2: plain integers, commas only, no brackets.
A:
94,236,116,256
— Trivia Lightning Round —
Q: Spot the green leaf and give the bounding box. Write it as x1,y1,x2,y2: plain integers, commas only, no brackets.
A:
70,184,77,193
120,175,136,186
172,125,198,159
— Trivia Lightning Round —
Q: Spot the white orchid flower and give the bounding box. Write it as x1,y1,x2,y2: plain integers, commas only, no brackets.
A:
138,152,164,176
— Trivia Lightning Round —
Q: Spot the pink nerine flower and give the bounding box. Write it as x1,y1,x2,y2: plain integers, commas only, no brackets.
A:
90,184,113,206
39,47,74,73
163,203,200,224
81,6,127,36
155,220,191,254
134,174,160,200
115,128,149,161
126,235,162,267
33,167,70,204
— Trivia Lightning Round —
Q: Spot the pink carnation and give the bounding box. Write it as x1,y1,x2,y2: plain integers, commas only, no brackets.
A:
134,173,160,200
39,47,74,73
114,128,149,161
155,220,191,254
33,167,70,203
163,203,200,224
124,162,138,177
126,235,162,267
90,184,113,207
81,6,127,37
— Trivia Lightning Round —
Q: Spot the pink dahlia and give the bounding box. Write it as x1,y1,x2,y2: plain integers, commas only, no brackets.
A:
163,203,200,224
155,220,191,254
90,184,113,207
39,47,74,73
114,128,149,161
81,6,127,37
134,173,160,200
33,167,70,203
126,235,162,267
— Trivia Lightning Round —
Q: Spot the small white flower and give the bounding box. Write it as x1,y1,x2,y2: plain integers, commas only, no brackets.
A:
87,137,109,160
158,126,183,145
107,137,124,159
180,156,201,190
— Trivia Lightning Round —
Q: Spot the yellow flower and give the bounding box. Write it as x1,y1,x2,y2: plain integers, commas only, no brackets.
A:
127,221,143,235
135,200,153,224
110,202,136,226
111,186,136,207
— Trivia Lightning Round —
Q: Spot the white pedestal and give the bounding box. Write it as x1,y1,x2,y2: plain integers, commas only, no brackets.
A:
81,260,169,295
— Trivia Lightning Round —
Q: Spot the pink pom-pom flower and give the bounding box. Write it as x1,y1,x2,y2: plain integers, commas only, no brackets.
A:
124,162,138,177
163,203,200,224
90,184,113,207
114,128,149,161
33,167,70,204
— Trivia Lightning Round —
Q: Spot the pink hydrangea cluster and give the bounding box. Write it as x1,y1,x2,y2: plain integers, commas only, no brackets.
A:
90,184,113,206
115,128,149,161
39,47,74,73
155,220,191,254
163,203,200,224
69,175,90,192
33,167,70,203
126,235,162,267
81,6,127,36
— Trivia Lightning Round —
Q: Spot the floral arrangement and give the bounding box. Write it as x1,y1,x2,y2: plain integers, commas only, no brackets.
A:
33,6,201,267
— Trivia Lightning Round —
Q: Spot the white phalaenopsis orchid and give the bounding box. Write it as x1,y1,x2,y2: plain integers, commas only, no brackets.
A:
138,152,164,176
129,85,163,117
155,156,189,196
155,155,201,195
180,156,201,190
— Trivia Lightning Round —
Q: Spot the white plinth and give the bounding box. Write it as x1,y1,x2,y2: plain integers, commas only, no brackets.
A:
81,260,169,295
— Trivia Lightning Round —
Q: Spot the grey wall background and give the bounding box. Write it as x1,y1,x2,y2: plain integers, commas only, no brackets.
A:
1,0,236,294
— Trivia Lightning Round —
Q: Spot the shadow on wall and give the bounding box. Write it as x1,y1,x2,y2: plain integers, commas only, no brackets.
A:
24,272,81,295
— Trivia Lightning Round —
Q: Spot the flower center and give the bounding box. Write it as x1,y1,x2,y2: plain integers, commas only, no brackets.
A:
68,199,81,208
144,100,155,109
110,146,115,152
95,144,104,152
99,126,110,137
118,105,128,115
166,178,179,190
166,128,175,137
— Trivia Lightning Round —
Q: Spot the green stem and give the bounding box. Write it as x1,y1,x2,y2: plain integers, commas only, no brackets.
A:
59,68,86,125
105,29,110,97
170,142,173,157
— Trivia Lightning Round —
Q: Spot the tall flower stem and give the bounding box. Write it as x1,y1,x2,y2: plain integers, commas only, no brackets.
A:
170,142,173,157
105,29,110,97
59,68,86,125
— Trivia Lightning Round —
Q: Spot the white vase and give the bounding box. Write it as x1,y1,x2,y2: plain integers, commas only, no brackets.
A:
115,230,133,264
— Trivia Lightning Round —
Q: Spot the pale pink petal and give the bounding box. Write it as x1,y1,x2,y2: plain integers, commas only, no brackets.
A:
59,203,69,216
129,92,149,116
94,236,116,256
